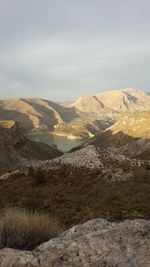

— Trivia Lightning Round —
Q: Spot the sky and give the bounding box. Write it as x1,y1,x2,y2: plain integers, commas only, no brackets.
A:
0,0,150,101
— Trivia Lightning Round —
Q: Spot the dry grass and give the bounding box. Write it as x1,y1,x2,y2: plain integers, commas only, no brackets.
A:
0,208,61,250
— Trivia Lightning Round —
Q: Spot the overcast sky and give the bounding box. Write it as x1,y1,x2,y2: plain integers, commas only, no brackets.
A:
0,0,150,101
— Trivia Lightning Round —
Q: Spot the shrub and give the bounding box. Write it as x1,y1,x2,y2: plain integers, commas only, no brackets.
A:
34,168,46,185
144,164,150,170
0,208,61,250
21,197,40,210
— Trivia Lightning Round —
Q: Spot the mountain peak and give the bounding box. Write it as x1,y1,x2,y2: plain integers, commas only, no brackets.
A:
74,88,150,113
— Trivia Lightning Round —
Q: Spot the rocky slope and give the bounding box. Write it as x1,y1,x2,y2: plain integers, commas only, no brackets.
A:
43,145,144,171
74,88,150,113
0,218,150,267
0,145,149,225
0,120,62,175
87,111,150,159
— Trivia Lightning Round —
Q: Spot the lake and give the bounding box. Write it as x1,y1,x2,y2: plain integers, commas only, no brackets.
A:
28,133,82,152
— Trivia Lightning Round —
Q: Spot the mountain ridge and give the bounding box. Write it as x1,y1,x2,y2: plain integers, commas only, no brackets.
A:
73,88,150,113
0,88,150,140
0,97,78,132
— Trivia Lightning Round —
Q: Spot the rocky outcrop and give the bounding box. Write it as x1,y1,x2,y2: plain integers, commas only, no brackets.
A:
40,145,148,183
0,219,150,267
0,120,26,175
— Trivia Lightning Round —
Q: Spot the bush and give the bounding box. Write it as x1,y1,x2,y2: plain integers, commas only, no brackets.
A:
0,208,61,250
144,164,150,170
34,168,46,185
21,197,40,210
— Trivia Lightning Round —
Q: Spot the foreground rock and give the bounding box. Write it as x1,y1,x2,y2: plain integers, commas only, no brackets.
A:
0,219,150,267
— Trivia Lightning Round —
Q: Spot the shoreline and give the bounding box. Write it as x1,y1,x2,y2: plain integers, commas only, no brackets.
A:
52,132,82,140
27,130,83,141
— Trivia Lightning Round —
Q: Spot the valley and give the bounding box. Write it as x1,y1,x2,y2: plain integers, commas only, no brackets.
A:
0,88,150,266
0,88,150,150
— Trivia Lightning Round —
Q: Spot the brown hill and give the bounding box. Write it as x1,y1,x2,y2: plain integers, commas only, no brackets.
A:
0,97,114,139
0,98,78,132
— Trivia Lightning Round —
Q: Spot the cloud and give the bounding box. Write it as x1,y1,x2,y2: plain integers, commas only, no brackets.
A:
0,0,150,100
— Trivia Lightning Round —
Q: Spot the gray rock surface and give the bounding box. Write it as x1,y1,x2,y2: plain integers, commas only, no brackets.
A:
0,219,150,267
0,249,39,267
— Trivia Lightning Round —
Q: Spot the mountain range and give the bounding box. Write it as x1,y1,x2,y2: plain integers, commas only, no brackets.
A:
0,88,150,140
73,88,150,113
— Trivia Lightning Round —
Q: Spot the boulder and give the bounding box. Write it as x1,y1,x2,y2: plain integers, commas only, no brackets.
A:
0,219,150,267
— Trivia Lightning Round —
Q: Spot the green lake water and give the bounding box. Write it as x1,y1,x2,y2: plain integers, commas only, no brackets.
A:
29,133,82,152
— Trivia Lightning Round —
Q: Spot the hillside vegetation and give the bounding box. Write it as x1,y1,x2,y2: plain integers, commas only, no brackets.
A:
0,145,149,227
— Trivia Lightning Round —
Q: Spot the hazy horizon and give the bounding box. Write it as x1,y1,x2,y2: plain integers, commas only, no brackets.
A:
0,0,150,101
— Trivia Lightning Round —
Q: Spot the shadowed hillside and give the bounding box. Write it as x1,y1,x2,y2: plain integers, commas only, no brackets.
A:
0,98,78,133
0,120,63,175
0,97,114,139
